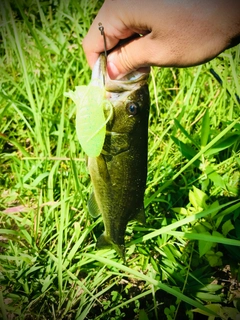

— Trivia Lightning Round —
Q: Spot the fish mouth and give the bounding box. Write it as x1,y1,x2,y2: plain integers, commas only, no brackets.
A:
91,53,149,94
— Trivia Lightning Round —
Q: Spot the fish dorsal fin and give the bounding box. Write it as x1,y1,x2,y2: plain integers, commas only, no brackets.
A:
135,205,146,224
88,192,101,218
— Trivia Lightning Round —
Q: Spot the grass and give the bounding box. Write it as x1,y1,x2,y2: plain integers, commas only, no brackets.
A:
0,0,240,319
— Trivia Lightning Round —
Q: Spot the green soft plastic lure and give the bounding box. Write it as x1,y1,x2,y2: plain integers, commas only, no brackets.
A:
65,82,112,157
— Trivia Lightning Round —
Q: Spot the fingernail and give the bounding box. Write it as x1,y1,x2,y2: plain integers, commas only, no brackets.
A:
107,61,122,80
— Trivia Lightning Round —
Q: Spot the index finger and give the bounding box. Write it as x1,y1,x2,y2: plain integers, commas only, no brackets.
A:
82,3,135,69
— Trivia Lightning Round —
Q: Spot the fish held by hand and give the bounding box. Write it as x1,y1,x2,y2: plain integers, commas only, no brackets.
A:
87,54,150,260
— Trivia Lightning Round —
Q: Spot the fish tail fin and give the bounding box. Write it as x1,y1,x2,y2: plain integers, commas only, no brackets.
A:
96,233,125,261
113,244,125,262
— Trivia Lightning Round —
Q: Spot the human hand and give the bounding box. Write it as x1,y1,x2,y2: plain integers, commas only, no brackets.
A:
82,0,240,79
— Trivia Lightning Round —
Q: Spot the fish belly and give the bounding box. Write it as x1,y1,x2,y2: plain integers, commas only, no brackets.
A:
88,138,147,257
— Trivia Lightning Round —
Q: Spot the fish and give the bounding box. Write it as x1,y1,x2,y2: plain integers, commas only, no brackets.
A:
87,54,150,260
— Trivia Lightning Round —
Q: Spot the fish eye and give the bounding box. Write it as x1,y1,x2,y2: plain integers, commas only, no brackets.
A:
126,102,138,116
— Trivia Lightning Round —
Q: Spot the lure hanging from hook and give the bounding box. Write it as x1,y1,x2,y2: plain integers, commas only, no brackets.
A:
64,24,113,158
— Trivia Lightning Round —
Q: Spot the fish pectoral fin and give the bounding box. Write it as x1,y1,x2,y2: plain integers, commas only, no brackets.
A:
88,192,101,218
135,205,146,224
97,154,110,183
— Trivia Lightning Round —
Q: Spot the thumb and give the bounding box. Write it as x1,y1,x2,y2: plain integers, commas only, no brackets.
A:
106,35,154,79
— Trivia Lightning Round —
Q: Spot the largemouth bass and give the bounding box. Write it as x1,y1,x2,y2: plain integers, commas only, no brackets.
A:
87,54,150,260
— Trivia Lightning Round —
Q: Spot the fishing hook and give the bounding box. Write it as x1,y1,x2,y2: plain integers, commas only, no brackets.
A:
98,22,107,58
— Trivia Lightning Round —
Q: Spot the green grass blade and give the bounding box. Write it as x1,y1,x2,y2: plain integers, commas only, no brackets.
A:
0,290,7,320
134,200,238,244
146,117,240,206
84,254,218,317
201,109,210,147
168,231,240,246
